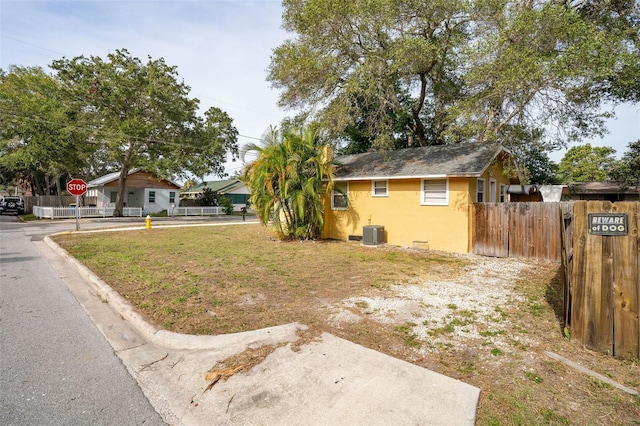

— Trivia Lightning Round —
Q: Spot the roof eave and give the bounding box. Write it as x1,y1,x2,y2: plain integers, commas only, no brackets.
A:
334,172,482,181
476,147,516,179
87,168,181,189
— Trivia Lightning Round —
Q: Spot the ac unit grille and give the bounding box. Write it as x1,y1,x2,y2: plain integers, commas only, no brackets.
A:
363,225,384,245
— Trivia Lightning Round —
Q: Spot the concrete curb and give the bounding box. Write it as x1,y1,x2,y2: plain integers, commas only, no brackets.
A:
44,233,305,351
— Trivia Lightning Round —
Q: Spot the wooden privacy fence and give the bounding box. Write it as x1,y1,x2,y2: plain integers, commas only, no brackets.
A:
472,202,564,261
473,200,639,359
565,201,639,360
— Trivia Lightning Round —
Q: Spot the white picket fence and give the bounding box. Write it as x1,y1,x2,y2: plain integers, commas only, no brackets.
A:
33,206,144,219
168,206,225,216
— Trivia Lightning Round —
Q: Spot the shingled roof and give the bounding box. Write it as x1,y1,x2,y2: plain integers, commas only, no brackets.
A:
182,178,245,194
189,179,243,193
566,181,640,194
333,143,511,180
87,168,181,188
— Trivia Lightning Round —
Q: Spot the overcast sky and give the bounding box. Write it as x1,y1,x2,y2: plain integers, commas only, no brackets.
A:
1,0,638,177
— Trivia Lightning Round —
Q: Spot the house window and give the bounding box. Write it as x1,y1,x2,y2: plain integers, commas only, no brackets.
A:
332,182,348,210
169,191,176,204
148,191,156,203
229,194,250,204
422,178,448,205
110,191,117,203
372,180,388,197
489,179,497,202
500,184,507,202
477,178,485,202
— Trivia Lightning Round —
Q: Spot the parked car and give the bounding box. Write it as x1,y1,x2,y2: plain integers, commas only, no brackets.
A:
0,196,25,215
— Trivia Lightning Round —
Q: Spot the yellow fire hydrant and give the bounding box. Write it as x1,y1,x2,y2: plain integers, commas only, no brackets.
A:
145,214,152,229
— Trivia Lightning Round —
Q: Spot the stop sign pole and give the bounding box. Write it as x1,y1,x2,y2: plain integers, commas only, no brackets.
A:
67,179,87,231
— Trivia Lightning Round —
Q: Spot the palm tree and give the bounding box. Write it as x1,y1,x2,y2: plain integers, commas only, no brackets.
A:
240,125,336,240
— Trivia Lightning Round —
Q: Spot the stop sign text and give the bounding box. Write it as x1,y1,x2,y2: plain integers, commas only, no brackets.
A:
67,179,88,196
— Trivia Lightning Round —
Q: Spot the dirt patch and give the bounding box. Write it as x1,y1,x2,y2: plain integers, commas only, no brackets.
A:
53,225,640,425
332,257,532,355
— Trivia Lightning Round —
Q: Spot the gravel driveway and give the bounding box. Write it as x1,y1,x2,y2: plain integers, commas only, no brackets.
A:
330,255,536,356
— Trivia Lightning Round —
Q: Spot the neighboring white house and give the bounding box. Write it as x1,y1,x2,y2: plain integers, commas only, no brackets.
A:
180,178,250,211
86,169,181,214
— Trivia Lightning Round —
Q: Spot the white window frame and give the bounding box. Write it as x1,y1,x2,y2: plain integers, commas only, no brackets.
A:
500,184,507,202
476,178,485,202
421,178,448,206
371,180,388,197
169,191,176,204
148,190,156,204
332,181,349,210
489,179,497,202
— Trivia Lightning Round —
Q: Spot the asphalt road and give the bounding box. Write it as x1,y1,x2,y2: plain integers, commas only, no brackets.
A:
0,214,165,425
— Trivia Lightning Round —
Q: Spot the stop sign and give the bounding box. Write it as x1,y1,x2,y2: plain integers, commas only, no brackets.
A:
67,178,87,196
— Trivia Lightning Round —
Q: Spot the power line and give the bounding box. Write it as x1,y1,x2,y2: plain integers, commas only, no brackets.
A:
237,134,266,142
1,35,68,58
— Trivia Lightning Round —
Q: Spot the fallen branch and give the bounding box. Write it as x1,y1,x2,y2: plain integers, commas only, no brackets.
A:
171,355,184,369
202,331,324,394
544,351,639,396
203,344,286,393
139,353,168,372
204,365,247,393
226,395,235,413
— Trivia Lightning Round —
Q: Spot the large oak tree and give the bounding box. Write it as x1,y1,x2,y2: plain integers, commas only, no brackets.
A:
51,49,238,215
0,66,91,197
268,0,639,174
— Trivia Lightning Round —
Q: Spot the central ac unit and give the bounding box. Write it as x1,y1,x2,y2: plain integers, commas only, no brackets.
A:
363,225,385,245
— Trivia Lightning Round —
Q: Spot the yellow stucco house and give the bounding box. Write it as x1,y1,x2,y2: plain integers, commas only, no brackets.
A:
322,143,519,253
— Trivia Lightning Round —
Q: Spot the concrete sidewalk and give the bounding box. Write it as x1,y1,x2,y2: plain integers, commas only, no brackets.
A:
38,228,480,425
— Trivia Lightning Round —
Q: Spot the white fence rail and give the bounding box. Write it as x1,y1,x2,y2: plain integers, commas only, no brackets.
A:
33,206,144,219
168,206,225,216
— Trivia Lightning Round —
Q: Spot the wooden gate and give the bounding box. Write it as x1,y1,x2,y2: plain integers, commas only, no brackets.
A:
567,201,639,359
472,202,563,260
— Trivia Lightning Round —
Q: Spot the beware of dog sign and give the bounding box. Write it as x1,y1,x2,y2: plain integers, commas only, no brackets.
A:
588,213,628,236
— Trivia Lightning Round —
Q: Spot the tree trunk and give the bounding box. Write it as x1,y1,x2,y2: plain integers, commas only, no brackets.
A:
55,176,64,207
114,168,129,217
44,175,51,196
31,172,45,196
114,142,135,217
412,73,429,146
